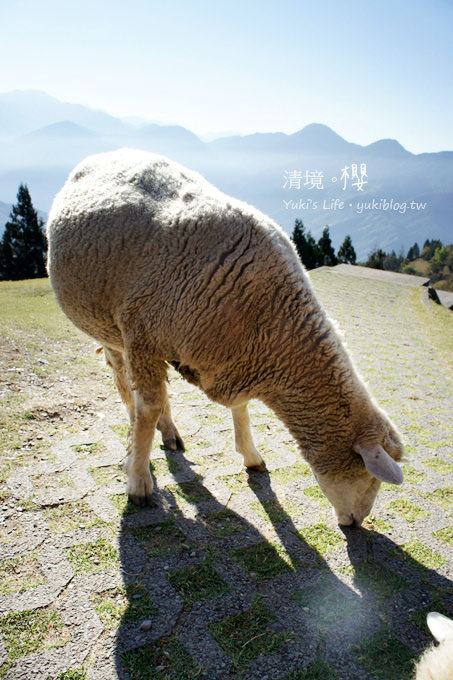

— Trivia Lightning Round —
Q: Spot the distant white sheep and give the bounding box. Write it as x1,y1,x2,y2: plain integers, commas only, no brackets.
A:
414,612,453,680
46,149,404,524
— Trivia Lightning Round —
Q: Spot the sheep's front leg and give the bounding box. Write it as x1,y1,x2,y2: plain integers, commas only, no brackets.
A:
231,403,266,472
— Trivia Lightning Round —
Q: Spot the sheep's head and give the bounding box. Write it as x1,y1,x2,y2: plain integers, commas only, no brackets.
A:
312,420,404,527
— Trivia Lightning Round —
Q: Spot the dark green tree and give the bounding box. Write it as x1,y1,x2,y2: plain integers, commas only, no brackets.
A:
337,234,356,264
317,226,337,266
0,184,47,280
366,247,386,270
406,242,420,261
421,239,442,261
291,219,319,269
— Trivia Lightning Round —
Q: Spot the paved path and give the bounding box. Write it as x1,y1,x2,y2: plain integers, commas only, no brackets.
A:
1,270,452,680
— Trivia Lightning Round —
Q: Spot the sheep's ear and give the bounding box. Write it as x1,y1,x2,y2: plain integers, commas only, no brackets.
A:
427,612,453,642
354,443,404,485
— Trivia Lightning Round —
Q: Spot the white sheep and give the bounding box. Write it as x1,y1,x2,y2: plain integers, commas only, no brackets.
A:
46,148,404,524
414,613,453,680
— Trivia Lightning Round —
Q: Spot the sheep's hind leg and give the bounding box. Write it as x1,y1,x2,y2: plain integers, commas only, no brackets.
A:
157,390,184,451
231,403,266,472
123,353,168,506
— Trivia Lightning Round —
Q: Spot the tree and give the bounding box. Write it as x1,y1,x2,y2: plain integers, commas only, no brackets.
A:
0,184,47,280
366,247,386,270
337,235,356,264
406,242,420,261
290,219,319,269
317,226,337,266
421,239,443,261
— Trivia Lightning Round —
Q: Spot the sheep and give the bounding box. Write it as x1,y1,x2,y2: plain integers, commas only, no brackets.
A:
46,148,404,525
414,612,453,680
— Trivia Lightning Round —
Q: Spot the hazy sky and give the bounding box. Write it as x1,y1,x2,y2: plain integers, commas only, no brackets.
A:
1,0,451,153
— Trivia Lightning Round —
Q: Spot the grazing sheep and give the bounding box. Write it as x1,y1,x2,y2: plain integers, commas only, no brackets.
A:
414,613,453,680
47,149,404,524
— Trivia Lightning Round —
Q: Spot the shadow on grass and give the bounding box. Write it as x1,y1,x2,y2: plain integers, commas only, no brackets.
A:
111,446,453,680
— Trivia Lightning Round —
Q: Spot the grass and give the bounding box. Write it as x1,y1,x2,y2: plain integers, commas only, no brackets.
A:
122,636,201,680
217,470,262,494
268,463,312,485
433,526,453,544
341,560,407,602
210,595,294,672
91,582,159,629
422,457,453,475
165,479,212,504
387,497,430,522
302,486,330,507
419,487,453,511
230,541,298,581
251,497,304,523
0,607,69,674
287,657,339,679
200,508,248,537
167,553,231,605
64,538,119,573
352,624,416,680
392,539,447,571
295,523,343,557
131,519,188,557
44,499,107,533
0,550,45,594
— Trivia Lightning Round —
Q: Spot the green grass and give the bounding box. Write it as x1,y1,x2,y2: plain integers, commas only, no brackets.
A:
167,554,231,605
352,625,416,680
56,670,88,680
0,550,45,595
91,583,158,629
110,493,148,516
295,523,343,557
401,465,426,484
149,456,182,476
392,539,447,571
89,464,124,485
166,479,212,504
217,470,263,494
341,560,407,602
201,508,248,537
131,519,188,557
251,497,304,523
64,538,119,573
268,463,312,485
422,457,453,475
122,636,201,680
302,486,330,507
419,487,453,512
0,607,69,671
433,526,453,544
44,499,107,533
230,541,298,580
210,595,294,672
387,497,430,522
286,657,339,679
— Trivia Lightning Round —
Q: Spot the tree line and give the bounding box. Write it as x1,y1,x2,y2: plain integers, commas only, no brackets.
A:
291,219,356,269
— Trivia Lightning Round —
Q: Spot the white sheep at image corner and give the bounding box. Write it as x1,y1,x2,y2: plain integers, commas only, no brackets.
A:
414,613,453,680
46,148,404,526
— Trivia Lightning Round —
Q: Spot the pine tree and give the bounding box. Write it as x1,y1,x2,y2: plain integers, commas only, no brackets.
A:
290,219,319,269
317,226,337,266
0,184,47,280
337,235,356,264
406,242,420,261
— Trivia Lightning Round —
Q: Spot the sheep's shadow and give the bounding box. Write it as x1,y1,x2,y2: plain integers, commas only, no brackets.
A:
112,444,453,680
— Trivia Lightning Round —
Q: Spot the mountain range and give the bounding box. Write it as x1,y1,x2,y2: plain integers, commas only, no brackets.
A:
1,90,452,260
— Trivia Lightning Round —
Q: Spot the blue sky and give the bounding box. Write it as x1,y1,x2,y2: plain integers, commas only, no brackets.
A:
1,0,452,153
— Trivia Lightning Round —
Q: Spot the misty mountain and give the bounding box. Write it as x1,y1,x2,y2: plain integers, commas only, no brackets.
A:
0,90,452,260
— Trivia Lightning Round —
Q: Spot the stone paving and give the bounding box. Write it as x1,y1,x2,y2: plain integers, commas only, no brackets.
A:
1,270,452,680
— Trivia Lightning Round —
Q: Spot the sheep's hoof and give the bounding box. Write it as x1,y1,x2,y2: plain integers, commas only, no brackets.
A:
162,434,185,452
128,492,155,507
246,463,267,473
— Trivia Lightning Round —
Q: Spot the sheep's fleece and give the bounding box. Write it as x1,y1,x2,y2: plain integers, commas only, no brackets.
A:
47,149,404,524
